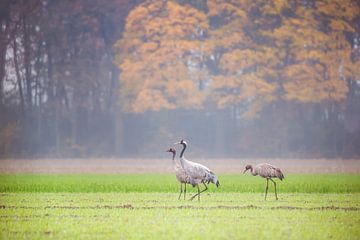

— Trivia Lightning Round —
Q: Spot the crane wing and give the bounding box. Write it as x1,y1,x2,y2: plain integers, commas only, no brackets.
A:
187,162,210,179
255,163,284,180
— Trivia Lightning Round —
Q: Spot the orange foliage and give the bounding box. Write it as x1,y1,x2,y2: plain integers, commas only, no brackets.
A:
115,0,208,112
265,0,359,105
115,0,360,116
207,0,279,117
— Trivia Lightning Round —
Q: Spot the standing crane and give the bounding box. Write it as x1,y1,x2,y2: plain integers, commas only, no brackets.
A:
166,147,191,200
174,140,220,201
243,163,284,200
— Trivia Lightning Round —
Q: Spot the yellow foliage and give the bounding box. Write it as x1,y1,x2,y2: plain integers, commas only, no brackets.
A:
206,0,282,117
166,79,204,109
115,0,358,115
132,89,175,112
207,0,248,20
317,0,359,20
283,63,348,103
211,73,277,110
330,19,355,32
343,60,360,79
125,5,149,30
138,42,159,54
261,0,289,14
114,0,209,112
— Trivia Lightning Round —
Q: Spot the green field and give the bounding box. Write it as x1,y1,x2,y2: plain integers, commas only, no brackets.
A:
1,174,359,193
1,174,360,239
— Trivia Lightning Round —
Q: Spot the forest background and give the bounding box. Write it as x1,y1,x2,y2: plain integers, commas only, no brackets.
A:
0,0,359,158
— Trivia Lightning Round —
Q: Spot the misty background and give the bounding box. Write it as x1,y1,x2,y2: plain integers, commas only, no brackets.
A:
0,0,359,159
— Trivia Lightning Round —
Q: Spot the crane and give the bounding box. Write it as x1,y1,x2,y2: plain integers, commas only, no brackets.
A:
243,163,284,200
166,147,191,200
174,140,220,201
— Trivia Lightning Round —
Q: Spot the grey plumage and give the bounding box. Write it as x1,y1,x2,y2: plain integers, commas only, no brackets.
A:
175,140,220,201
243,163,284,200
166,148,191,200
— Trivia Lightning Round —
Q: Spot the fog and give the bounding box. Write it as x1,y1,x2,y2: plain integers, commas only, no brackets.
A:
0,0,359,159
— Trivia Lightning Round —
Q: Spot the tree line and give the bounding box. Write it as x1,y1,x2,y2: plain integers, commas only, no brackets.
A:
1,0,360,158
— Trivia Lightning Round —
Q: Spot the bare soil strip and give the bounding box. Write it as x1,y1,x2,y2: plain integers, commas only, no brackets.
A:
0,204,358,211
0,158,359,174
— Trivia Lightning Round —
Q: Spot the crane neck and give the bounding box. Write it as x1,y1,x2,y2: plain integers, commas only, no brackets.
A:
172,152,175,161
250,166,257,176
180,143,187,158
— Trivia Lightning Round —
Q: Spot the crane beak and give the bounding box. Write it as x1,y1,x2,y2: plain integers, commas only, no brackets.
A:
174,142,181,145
243,169,248,174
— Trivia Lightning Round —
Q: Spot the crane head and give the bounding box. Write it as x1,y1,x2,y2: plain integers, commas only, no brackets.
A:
243,164,252,174
174,139,187,146
166,148,176,153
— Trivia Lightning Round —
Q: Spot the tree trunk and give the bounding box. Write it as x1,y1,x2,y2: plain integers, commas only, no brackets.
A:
0,1,11,106
0,42,5,106
13,38,25,115
106,65,119,155
23,15,32,113
45,38,59,155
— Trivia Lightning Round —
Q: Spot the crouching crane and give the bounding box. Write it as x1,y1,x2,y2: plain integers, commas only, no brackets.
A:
243,163,284,200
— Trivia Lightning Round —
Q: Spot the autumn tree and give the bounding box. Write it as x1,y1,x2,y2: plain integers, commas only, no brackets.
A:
250,0,360,155
206,0,359,118
115,0,209,112
206,0,280,118
262,0,358,104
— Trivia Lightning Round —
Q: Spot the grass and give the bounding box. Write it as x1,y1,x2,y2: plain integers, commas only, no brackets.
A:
0,174,359,193
1,174,360,239
1,193,359,239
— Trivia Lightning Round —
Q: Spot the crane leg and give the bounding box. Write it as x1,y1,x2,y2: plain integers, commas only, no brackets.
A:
270,179,278,200
201,182,208,194
178,183,183,200
265,179,269,200
197,185,200,202
184,184,186,200
190,182,208,201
